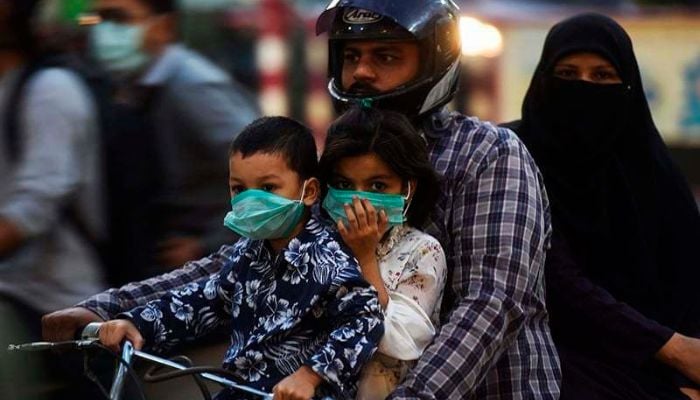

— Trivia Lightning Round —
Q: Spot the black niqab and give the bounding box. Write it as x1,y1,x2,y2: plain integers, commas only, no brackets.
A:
510,13,700,333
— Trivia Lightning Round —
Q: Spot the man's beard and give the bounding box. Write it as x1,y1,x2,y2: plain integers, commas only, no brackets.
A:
346,81,382,96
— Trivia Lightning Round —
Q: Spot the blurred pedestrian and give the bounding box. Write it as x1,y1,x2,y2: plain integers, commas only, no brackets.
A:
87,0,259,283
0,0,106,397
504,13,700,400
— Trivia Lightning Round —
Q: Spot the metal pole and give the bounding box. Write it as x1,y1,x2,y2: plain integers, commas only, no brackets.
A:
109,340,134,400
132,348,273,400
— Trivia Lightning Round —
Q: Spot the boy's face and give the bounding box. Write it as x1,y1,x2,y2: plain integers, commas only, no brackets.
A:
228,151,318,206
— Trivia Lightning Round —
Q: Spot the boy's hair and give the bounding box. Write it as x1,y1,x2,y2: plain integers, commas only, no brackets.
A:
319,106,441,227
140,0,177,14
230,116,318,180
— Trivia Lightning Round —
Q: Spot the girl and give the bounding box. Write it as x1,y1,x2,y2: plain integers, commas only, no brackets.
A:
318,106,447,400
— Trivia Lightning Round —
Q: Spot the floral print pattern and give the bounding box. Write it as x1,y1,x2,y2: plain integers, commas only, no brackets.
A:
121,216,384,399
356,225,448,399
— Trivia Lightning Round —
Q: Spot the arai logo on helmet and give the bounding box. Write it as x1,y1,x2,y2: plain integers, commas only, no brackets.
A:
343,8,383,24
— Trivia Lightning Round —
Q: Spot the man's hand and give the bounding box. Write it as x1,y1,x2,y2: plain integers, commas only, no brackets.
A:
656,333,700,384
272,365,323,400
98,320,145,352
42,307,104,341
157,236,205,268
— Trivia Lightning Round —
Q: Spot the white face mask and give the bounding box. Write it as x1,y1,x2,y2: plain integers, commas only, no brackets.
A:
89,21,150,74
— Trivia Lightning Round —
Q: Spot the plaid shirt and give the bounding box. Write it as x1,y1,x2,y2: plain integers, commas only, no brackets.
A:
385,111,560,399
80,110,561,399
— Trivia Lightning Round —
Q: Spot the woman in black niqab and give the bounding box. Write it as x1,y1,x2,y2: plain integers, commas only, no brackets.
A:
506,13,700,400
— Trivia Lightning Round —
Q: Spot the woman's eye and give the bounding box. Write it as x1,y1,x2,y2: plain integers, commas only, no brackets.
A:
554,69,577,79
261,184,275,192
594,70,619,81
230,185,245,195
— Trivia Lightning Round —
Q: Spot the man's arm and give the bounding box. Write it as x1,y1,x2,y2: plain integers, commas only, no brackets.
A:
42,245,233,341
390,133,551,398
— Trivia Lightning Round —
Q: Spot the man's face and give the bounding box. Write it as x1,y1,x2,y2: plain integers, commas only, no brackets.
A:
94,0,170,55
340,39,421,95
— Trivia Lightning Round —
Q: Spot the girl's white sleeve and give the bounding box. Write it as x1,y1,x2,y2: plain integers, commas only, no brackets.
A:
378,237,447,360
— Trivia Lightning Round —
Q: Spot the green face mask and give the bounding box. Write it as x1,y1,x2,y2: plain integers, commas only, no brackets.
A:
322,184,412,228
89,21,150,74
223,183,308,240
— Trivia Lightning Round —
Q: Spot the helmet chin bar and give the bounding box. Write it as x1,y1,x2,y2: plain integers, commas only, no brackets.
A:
419,60,460,115
328,59,460,119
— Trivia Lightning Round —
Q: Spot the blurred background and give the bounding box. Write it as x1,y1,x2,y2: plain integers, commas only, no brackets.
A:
113,0,698,203
3,1,698,399
46,0,700,203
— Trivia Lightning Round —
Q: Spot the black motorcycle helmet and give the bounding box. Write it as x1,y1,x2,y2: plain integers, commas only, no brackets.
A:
316,0,461,119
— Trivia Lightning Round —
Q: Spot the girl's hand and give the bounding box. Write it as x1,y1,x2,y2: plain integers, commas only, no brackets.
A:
337,197,390,307
272,366,322,400
337,197,389,265
98,320,144,352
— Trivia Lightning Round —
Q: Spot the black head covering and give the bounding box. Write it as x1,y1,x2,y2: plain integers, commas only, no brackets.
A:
509,13,700,333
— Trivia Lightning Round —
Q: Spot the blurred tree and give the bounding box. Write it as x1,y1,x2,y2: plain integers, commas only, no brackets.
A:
60,0,92,21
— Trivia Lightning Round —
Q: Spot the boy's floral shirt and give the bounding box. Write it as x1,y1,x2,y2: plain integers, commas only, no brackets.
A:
121,216,384,399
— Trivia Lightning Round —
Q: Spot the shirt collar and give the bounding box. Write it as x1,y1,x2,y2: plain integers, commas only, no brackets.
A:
247,214,327,264
140,44,185,87
376,225,410,259
420,107,456,140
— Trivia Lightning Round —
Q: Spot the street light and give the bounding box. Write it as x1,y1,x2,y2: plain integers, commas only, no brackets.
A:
459,16,503,58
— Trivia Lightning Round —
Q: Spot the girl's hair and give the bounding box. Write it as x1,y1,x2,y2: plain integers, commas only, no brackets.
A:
319,106,441,227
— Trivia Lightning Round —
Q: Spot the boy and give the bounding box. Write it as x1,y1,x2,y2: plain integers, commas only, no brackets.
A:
98,117,384,400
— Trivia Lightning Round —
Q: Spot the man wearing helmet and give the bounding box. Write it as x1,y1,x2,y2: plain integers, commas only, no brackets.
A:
316,1,561,398
317,0,461,119
43,0,561,398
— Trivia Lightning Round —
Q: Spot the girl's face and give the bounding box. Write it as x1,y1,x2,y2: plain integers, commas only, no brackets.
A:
331,153,407,195
553,52,622,84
